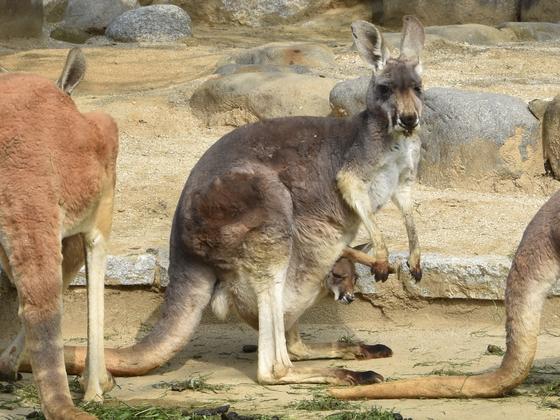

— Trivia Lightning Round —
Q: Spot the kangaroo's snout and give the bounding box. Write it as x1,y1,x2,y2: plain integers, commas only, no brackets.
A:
338,293,355,304
398,113,419,132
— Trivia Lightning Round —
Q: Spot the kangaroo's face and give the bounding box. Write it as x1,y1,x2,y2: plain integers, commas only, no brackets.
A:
371,58,423,136
352,16,425,136
326,257,357,304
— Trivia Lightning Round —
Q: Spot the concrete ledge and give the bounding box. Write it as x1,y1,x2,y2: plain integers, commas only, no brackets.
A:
357,253,513,300
4,249,559,301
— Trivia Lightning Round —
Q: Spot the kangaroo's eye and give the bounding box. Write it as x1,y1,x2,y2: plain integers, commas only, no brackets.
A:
377,84,391,97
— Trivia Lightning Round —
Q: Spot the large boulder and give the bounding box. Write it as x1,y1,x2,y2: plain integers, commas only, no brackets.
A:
106,5,192,42
62,0,138,33
528,98,552,120
497,22,560,41
424,24,515,45
43,0,66,22
329,79,543,189
215,63,311,76
373,0,518,28
520,0,560,23
225,42,336,68
329,75,370,117
543,95,560,180
419,88,542,188
150,0,332,26
0,0,43,39
191,72,337,126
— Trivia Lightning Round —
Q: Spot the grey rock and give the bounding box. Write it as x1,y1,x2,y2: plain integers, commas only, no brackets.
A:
5,248,560,301
155,246,170,287
420,87,542,188
0,0,43,39
215,63,311,76
329,81,543,188
63,0,138,33
424,24,515,45
543,95,560,180
375,0,518,27
357,252,560,300
71,253,157,287
50,25,91,43
151,0,331,27
190,72,337,126
528,98,552,120
330,75,370,117
43,0,66,22
498,22,560,42
106,5,192,42
397,254,511,300
521,0,560,23
227,42,335,69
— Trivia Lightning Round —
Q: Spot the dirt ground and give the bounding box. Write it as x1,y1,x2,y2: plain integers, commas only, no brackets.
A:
3,290,560,419
2,4,560,419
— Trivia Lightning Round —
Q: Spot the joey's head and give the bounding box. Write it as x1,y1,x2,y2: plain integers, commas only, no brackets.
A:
351,16,425,137
326,257,358,305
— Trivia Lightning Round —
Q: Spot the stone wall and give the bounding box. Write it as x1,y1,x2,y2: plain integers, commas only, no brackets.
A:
373,0,560,28
0,248,555,302
0,0,43,39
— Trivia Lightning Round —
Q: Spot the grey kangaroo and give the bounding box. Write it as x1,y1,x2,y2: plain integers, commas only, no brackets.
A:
330,189,560,399
42,16,426,386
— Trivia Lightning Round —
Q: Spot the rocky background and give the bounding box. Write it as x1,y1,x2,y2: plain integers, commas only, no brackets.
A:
3,3,560,417
0,0,560,326
1,0,560,303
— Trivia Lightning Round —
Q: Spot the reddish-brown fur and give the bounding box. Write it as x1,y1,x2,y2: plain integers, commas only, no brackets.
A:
330,190,560,399
0,52,118,419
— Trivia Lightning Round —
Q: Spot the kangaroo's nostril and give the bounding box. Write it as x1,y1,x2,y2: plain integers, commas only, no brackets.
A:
340,294,355,304
399,114,419,129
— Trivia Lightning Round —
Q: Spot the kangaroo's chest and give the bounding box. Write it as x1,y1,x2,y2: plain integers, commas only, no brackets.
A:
368,135,420,210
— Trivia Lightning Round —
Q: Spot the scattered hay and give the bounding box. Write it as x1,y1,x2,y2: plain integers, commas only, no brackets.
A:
325,406,410,420
428,368,468,376
338,334,357,344
152,374,231,393
485,344,505,356
290,392,356,411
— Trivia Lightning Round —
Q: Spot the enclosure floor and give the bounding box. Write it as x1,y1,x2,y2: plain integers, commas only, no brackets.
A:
2,317,560,419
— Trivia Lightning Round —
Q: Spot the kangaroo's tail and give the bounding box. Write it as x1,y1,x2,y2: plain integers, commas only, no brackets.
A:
18,253,217,377
330,194,560,399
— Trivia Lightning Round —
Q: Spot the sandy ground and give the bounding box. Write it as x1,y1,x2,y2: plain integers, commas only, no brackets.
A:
2,4,560,419
3,290,560,419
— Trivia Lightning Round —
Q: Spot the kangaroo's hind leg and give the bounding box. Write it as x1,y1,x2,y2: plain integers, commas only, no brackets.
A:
230,172,382,386
286,322,392,361
5,223,92,419
0,235,86,380
81,188,115,402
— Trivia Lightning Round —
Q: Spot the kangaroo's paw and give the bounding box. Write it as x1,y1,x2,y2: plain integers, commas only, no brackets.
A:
0,360,21,382
371,260,390,282
356,344,393,360
336,368,384,385
80,369,115,402
407,259,422,282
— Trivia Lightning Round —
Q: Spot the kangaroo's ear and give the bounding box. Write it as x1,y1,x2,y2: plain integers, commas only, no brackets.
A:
399,15,425,61
351,20,389,72
56,48,86,95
